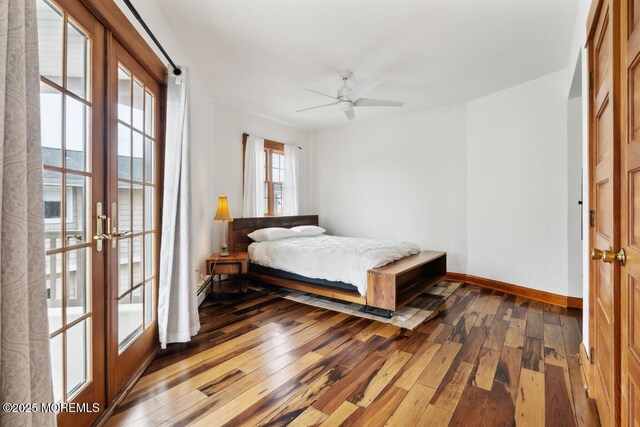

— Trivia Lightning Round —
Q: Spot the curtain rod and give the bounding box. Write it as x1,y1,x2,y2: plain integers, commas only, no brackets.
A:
122,0,182,76
243,132,302,150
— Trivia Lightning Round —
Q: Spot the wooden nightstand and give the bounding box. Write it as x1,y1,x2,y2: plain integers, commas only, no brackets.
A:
206,252,248,297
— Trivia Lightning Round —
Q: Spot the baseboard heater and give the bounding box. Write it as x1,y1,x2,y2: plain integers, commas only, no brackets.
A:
196,275,213,306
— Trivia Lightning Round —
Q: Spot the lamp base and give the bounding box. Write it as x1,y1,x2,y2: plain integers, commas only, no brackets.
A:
220,242,230,257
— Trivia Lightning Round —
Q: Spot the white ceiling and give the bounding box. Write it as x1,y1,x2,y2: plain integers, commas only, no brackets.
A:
154,0,578,130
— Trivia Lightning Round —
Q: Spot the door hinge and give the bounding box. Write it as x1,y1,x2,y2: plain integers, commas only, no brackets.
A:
589,210,595,227
590,346,595,364
589,71,594,89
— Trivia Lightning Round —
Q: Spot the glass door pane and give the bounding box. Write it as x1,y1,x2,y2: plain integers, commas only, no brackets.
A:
39,0,92,401
107,38,160,401
114,63,156,353
37,0,106,424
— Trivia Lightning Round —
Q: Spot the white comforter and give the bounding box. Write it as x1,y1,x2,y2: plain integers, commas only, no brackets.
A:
248,235,420,296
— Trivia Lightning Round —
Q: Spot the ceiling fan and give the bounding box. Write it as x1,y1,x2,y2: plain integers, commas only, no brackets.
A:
296,70,404,120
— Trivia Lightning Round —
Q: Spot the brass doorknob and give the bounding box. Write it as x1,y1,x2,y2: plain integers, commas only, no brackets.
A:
591,248,626,265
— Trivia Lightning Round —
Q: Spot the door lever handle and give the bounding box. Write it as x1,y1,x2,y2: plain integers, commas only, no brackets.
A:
111,230,132,239
95,202,108,251
591,248,626,265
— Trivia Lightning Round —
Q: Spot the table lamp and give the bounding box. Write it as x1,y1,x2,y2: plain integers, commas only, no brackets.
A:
214,193,233,256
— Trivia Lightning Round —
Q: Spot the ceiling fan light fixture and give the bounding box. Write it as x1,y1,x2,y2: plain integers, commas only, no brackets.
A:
296,70,403,120
339,100,353,110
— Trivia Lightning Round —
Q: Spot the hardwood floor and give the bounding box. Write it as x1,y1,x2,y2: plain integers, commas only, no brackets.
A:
105,283,599,426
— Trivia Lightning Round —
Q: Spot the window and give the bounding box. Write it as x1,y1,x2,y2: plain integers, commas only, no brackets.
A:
45,201,62,219
264,145,284,216
43,185,74,222
243,133,286,216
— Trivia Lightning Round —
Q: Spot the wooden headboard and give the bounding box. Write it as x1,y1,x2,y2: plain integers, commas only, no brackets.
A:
228,215,319,253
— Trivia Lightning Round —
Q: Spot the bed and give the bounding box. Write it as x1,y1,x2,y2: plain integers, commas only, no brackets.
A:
228,215,446,316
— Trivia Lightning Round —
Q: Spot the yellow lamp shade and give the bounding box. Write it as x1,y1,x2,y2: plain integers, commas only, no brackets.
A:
214,194,233,221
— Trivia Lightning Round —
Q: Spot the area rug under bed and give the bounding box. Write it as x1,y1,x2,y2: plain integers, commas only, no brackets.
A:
249,281,461,329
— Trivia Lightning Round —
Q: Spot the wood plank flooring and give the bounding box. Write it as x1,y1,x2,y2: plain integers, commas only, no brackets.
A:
105,283,599,426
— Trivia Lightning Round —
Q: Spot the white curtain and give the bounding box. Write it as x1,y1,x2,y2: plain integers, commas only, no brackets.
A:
158,68,200,349
243,135,265,217
0,0,55,425
283,144,299,215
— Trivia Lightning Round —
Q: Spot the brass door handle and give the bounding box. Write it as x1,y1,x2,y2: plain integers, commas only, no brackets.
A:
111,230,132,238
591,248,626,265
95,202,107,251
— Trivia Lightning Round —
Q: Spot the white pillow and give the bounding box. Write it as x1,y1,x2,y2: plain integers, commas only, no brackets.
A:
248,227,299,242
290,225,326,237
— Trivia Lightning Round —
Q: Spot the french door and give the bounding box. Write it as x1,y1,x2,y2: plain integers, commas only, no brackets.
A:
106,37,160,402
37,0,162,424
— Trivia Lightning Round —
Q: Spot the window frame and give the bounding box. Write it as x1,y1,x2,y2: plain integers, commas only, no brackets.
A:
242,133,285,217
264,145,284,216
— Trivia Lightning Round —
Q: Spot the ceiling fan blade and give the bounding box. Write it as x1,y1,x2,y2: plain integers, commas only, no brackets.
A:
344,108,355,120
295,101,339,113
350,79,381,101
303,87,338,100
353,98,404,107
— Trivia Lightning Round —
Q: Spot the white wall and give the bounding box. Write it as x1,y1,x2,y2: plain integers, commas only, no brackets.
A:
189,84,215,276
311,105,468,273
565,0,592,349
466,70,571,296
115,0,216,277
567,94,583,299
211,102,312,249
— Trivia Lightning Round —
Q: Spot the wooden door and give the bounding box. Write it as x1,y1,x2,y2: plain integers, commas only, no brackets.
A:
622,0,640,425
588,1,622,426
106,36,161,401
36,0,106,424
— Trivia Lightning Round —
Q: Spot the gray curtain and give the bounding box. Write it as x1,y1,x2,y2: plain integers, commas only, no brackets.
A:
158,68,200,348
0,0,55,425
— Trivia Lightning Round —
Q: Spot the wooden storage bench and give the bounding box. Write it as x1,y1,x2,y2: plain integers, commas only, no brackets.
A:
366,250,447,311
